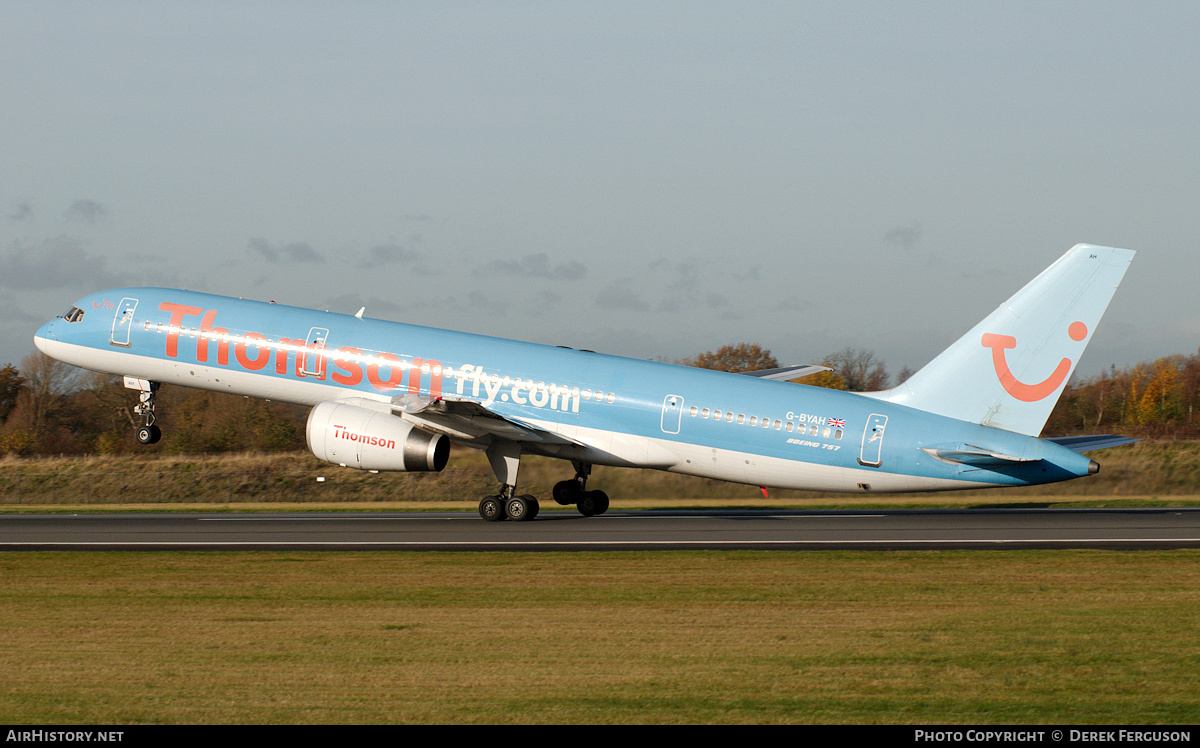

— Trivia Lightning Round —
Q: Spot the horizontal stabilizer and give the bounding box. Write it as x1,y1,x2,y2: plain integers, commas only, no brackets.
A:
921,445,1038,467
1044,435,1141,453
741,365,831,381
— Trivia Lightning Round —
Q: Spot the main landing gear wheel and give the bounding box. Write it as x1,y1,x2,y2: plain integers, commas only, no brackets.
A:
552,479,583,505
479,493,540,522
555,463,608,517
479,495,506,522
505,494,540,522
576,489,609,517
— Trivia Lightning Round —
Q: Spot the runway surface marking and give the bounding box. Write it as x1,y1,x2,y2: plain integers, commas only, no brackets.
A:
5,538,1200,547
195,513,890,521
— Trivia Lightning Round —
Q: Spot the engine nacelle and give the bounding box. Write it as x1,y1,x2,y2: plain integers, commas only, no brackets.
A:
306,401,449,472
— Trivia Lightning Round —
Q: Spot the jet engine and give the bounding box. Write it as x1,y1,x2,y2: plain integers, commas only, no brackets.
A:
306,401,449,472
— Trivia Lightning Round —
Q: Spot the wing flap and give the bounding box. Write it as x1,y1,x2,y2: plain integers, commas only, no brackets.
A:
383,394,581,447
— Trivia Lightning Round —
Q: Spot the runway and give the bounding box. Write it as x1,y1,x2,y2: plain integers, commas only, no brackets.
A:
2,507,1200,550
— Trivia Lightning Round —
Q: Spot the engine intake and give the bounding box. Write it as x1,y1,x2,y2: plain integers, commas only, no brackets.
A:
306,401,449,472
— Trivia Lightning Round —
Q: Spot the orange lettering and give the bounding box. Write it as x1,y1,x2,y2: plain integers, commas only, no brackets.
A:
367,352,404,392
332,347,364,386
158,302,202,358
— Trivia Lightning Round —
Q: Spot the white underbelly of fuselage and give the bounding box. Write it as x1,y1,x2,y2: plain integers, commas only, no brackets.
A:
40,338,978,494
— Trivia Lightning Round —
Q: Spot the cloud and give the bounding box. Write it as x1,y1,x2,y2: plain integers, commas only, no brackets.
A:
7,202,32,222
465,290,509,317
535,289,561,306
0,237,128,290
0,293,45,325
472,253,587,280
884,223,922,250
64,199,107,223
656,259,701,292
594,279,649,311
645,258,732,313
361,242,435,275
248,238,325,264
658,291,731,314
365,243,422,265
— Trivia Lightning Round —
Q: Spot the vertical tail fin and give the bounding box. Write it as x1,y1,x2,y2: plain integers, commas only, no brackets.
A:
868,244,1135,436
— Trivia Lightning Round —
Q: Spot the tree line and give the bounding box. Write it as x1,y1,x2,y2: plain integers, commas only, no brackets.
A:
2,343,1196,456
681,343,1200,438
0,353,308,455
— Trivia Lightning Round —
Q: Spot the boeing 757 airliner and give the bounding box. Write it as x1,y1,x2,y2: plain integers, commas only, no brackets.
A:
34,243,1136,521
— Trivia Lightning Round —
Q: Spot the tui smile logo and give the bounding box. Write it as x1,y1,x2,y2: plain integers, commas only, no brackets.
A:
981,321,1088,402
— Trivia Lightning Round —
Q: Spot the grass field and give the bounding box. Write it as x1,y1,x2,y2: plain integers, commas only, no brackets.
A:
0,439,1197,509
2,442,1197,724
1,550,1198,724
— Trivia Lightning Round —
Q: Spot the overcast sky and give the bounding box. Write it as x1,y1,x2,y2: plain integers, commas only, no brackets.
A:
2,2,1198,381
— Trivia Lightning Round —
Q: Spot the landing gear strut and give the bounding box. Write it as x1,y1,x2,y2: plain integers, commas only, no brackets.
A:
127,378,161,445
552,461,609,517
475,444,606,522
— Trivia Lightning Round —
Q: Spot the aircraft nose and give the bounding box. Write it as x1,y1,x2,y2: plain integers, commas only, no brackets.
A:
34,319,60,356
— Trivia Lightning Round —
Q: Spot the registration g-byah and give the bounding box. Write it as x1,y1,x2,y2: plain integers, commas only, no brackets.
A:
35,244,1137,522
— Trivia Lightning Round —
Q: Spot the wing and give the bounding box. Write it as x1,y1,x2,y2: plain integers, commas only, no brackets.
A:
740,365,832,381
339,394,580,448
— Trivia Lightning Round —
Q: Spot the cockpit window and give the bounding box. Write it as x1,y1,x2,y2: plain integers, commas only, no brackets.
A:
62,306,85,323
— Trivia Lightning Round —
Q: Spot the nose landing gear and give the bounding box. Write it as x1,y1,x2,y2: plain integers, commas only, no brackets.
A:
126,377,161,445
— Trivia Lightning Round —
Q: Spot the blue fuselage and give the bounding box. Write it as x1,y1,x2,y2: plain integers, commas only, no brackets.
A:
35,288,1097,493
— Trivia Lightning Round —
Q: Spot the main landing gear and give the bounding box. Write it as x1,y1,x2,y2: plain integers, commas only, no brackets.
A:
552,461,609,517
478,440,543,522
128,378,161,445
476,446,608,522
478,489,541,523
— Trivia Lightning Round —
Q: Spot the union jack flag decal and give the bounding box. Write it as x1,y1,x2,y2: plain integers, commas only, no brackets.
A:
829,418,846,428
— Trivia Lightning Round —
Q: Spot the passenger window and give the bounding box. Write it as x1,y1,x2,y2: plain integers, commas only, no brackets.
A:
823,427,831,438
701,408,710,418
749,416,757,426
774,420,782,430
737,414,745,424
725,412,734,422
809,425,818,435
689,406,698,417
785,422,794,432
835,429,843,439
